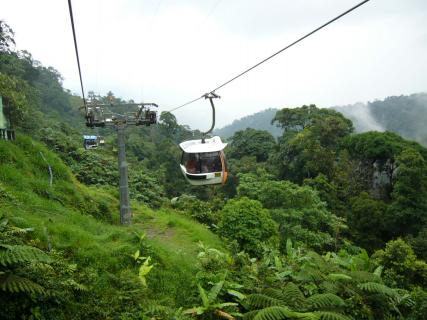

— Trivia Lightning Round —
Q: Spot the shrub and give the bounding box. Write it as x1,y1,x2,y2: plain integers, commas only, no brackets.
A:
218,197,277,257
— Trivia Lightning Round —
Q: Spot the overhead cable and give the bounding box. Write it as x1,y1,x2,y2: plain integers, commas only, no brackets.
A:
167,95,205,113
67,0,87,110
166,0,370,113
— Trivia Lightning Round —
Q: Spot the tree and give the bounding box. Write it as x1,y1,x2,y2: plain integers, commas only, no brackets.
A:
373,239,427,290
389,148,427,236
349,192,388,251
228,128,276,162
0,73,40,131
0,20,15,53
342,132,427,200
272,104,353,137
272,104,319,132
218,197,277,257
159,111,179,136
272,105,353,182
237,173,346,252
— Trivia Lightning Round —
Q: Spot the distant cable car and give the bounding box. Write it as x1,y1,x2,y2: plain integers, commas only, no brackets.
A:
98,136,105,146
83,135,99,150
179,92,228,186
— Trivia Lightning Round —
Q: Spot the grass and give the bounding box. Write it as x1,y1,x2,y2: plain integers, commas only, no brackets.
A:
0,134,226,311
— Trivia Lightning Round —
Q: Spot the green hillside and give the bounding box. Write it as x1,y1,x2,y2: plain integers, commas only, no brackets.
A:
0,135,224,318
333,93,427,146
214,108,282,138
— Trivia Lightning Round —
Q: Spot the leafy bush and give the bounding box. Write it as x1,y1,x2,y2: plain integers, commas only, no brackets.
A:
238,173,346,252
372,238,427,290
218,197,277,257
172,195,219,226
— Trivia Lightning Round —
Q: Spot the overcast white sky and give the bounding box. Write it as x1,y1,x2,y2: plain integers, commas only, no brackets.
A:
1,0,427,129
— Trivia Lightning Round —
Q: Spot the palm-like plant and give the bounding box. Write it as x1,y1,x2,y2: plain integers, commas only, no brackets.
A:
243,282,348,320
0,214,51,295
243,248,411,320
184,280,240,319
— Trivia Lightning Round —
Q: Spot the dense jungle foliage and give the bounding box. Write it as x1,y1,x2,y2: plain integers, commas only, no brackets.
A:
1,20,427,319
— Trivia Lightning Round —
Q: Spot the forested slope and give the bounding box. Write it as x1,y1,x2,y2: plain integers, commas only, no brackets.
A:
214,108,282,138
333,93,427,145
215,93,427,146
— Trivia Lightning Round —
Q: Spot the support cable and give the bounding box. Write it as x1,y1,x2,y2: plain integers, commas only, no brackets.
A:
166,0,370,113
67,0,87,111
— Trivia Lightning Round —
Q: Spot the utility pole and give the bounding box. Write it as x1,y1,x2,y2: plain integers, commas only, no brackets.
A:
117,122,131,224
84,94,158,225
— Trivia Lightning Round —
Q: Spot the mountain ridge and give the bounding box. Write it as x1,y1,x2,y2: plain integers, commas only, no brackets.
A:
214,92,427,146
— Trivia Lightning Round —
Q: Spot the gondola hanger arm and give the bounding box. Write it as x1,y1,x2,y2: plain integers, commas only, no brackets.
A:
202,92,220,142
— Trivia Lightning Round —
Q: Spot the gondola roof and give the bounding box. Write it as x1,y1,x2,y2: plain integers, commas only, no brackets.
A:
179,136,227,153
83,135,97,140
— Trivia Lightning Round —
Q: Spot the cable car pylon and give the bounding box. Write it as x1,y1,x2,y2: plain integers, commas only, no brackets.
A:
85,94,158,225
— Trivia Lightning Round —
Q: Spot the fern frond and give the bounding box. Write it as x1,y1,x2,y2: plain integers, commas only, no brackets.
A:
296,267,325,283
282,282,306,307
263,288,286,301
27,261,54,274
0,244,50,266
247,294,285,309
243,310,259,320
327,273,352,282
208,280,225,303
198,284,209,307
349,271,381,284
393,292,415,308
383,315,398,320
0,272,45,295
314,311,351,320
61,279,88,291
145,303,173,316
306,294,345,310
358,282,396,297
5,226,34,237
319,281,340,295
251,306,318,320
305,252,328,271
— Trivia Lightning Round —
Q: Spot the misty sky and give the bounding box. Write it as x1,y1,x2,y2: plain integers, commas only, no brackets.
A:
1,0,427,129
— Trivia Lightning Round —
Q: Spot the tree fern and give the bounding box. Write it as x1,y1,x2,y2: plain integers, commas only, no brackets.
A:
208,280,225,303
348,271,381,284
0,272,45,295
281,282,306,308
358,282,397,297
306,294,345,310
244,285,349,320
326,273,352,282
263,288,287,301
247,294,286,309
0,244,51,266
251,306,318,320
313,311,352,320
243,309,260,320
296,266,325,283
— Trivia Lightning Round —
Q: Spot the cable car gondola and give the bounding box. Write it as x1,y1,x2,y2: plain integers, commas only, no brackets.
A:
83,135,99,150
180,136,227,185
179,93,228,186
